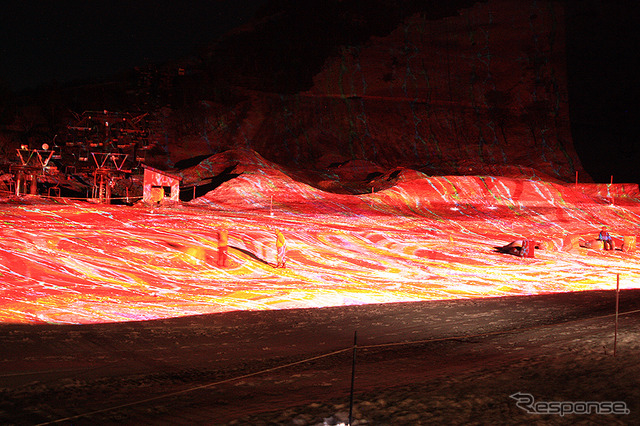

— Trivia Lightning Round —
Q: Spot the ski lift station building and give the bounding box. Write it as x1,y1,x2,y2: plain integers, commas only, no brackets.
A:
142,165,182,204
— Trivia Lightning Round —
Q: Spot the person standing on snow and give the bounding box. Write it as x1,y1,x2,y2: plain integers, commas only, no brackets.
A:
217,227,229,266
598,226,614,251
275,228,287,268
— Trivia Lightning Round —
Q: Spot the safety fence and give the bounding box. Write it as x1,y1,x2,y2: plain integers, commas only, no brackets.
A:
0,188,143,204
33,303,640,425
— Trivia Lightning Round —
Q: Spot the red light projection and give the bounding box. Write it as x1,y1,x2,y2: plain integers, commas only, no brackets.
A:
1,174,639,325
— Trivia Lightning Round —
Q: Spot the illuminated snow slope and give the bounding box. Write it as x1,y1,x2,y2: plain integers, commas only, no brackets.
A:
1,172,640,324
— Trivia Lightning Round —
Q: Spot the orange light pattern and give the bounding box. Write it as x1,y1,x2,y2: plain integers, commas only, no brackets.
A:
1,175,640,324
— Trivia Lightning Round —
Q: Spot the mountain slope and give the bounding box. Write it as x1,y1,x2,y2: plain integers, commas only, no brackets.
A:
163,0,584,183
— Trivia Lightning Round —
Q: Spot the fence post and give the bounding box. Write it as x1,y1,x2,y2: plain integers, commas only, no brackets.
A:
614,273,620,356
349,330,357,426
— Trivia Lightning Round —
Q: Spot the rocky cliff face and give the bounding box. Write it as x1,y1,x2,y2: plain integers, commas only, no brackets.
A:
1,1,587,188
162,0,586,183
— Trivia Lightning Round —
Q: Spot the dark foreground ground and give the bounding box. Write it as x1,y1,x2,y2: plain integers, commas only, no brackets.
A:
1,290,639,425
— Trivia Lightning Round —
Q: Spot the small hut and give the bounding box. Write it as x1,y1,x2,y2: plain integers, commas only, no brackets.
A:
142,165,182,204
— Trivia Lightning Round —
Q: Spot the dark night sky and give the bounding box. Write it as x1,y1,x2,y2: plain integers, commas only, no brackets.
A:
565,0,640,184
1,1,638,184
0,1,266,91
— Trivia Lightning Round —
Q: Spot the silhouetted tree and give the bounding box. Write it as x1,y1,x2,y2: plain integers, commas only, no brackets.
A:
485,90,512,145
522,100,551,146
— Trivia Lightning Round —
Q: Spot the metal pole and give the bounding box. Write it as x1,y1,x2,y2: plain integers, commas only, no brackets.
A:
348,330,357,426
614,273,620,356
